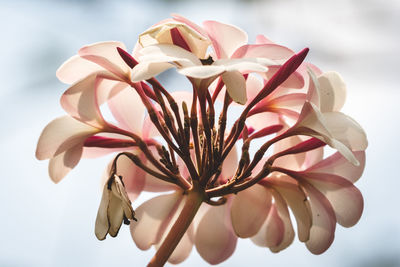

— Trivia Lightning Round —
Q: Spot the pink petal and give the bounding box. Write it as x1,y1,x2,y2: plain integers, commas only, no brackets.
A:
107,83,145,134
246,112,280,131
220,145,238,180
301,172,364,227
268,190,295,252
60,72,116,128
36,116,99,160
232,44,294,60
255,34,274,44
231,184,272,238
78,41,131,80
203,20,248,59
48,142,83,183
302,182,336,254
56,55,103,84
251,203,284,248
130,192,182,250
195,200,237,265
222,71,247,104
132,61,174,82
267,175,312,242
306,151,366,183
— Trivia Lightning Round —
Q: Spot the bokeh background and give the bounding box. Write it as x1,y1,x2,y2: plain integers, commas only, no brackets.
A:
1,0,399,266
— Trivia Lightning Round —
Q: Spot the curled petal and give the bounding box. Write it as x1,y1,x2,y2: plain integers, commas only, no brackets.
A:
179,65,225,79
195,200,237,265
231,184,272,238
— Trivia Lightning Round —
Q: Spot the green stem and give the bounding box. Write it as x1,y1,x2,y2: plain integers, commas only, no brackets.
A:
147,185,204,267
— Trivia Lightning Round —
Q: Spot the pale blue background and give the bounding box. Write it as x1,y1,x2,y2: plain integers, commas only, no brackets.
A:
1,0,399,266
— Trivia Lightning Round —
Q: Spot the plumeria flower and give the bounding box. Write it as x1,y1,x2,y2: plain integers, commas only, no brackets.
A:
36,15,368,267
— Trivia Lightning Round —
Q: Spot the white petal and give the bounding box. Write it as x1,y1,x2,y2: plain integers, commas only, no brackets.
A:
56,55,103,84
179,65,225,79
317,72,347,112
132,61,174,82
48,142,83,183
222,71,247,104
139,44,201,66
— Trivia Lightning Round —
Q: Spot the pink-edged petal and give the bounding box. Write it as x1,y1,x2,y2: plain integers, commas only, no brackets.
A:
195,200,237,265
179,65,225,79
306,151,365,183
301,172,364,227
262,66,305,89
222,71,247,104
231,184,272,238
78,41,130,80
273,135,307,170
48,142,83,183
36,116,99,160
269,189,295,252
232,44,294,60
172,14,209,39
266,175,312,242
203,20,248,59
246,74,264,103
130,192,182,250
301,182,336,255
107,83,145,134
214,58,273,72
323,112,368,151
56,55,103,84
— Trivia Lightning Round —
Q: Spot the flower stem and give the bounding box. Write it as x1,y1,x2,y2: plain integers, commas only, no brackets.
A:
147,184,204,267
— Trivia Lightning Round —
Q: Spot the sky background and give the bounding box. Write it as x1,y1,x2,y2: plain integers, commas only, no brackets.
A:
1,0,399,266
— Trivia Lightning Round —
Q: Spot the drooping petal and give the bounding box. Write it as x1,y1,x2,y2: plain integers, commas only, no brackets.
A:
306,151,366,183
78,41,131,80
36,116,99,160
203,20,248,59
222,71,247,104
48,142,83,183
318,72,347,112
56,55,103,84
95,184,111,240
195,200,237,265
300,172,364,227
301,182,336,255
231,184,272,238
130,192,182,250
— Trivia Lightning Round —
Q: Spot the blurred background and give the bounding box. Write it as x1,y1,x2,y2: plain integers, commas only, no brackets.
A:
1,0,399,266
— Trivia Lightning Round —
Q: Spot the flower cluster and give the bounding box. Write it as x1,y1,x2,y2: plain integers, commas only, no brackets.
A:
36,15,367,266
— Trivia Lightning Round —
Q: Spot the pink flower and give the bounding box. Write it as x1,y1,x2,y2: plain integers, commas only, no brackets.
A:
36,15,368,266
